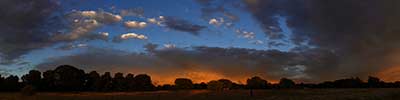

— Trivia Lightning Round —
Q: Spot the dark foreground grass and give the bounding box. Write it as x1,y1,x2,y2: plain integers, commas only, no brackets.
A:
0,89,400,100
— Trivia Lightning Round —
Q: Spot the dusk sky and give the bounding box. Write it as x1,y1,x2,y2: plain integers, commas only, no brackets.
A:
1,0,400,84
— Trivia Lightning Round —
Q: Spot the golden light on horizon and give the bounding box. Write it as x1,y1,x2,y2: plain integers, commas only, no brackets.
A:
377,66,400,82
151,70,229,85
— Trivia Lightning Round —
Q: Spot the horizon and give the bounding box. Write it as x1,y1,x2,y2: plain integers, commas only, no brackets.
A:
5,65,400,85
1,0,400,86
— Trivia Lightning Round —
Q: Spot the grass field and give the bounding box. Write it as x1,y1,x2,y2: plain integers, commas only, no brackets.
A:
1,89,400,100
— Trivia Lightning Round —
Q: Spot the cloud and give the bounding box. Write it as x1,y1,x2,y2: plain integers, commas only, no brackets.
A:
56,43,89,51
120,33,148,40
249,40,264,45
76,10,123,24
0,2,126,64
147,18,158,24
143,43,159,53
0,0,60,64
209,18,224,27
243,0,400,81
80,11,97,17
52,19,103,41
147,16,166,26
195,0,241,24
120,8,145,17
267,41,286,48
99,32,109,37
163,44,177,49
112,33,148,43
124,21,147,29
53,10,121,42
235,29,255,39
164,17,206,35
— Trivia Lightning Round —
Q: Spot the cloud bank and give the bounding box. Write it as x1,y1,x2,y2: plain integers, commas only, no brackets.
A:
0,0,60,64
243,0,400,81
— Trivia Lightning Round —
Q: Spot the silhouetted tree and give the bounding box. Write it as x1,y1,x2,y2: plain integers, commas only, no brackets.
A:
157,84,174,90
193,82,208,89
368,76,383,88
42,70,56,91
231,83,246,89
317,81,335,88
297,83,318,89
246,76,269,89
279,78,295,88
100,72,113,91
125,73,135,91
395,81,400,88
332,77,363,88
85,71,101,91
4,75,20,91
174,78,194,89
4,64,400,92
218,79,233,90
21,70,41,90
0,75,4,91
52,65,86,91
113,72,128,91
134,74,155,91
207,80,224,91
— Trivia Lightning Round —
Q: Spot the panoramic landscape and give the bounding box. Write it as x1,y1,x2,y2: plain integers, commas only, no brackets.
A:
1,0,400,100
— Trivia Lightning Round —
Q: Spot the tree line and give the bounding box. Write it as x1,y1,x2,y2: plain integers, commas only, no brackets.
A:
0,65,400,92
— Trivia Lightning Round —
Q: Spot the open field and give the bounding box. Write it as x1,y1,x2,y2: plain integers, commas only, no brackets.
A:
1,89,400,100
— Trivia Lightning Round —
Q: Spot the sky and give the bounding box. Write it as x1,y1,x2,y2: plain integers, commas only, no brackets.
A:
1,0,400,84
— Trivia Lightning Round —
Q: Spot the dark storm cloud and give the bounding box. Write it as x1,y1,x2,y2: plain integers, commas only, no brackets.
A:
36,46,339,83
0,0,60,64
243,0,400,80
164,17,206,35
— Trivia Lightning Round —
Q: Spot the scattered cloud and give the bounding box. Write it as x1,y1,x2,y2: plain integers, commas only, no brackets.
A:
209,18,224,27
56,43,89,51
267,41,286,48
124,21,148,29
53,10,121,42
147,16,166,26
120,8,145,17
249,40,264,45
143,43,159,53
163,44,177,49
195,0,241,25
68,10,122,24
164,17,206,35
113,33,148,43
235,29,255,39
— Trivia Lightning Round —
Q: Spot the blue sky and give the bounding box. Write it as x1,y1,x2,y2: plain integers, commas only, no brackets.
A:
0,0,298,76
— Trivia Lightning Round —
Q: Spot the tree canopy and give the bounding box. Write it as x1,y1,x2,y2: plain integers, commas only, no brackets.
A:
0,65,398,92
